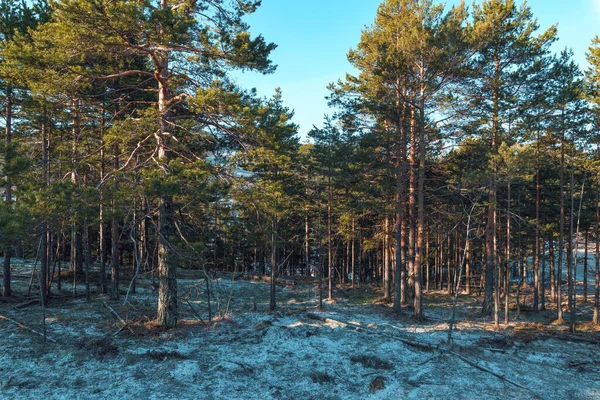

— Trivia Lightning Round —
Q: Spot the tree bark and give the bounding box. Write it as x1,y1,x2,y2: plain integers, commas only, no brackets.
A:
40,110,48,306
557,108,565,322
2,86,12,297
110,141,120,300
594,177,600,324
269,213,277,311
414,100,426,319
568,138,575,332
99,106,107,294
327,174,333,301
156,12,178,327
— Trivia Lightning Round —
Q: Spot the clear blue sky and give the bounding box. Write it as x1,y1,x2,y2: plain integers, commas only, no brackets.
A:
233,0,600,139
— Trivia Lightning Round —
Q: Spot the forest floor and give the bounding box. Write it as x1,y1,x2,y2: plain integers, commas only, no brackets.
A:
1,262,600,399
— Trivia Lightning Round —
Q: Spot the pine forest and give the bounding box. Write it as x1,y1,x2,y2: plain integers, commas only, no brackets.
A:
1,0,600,398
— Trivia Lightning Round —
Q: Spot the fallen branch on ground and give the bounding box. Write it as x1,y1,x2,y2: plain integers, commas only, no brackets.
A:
185,299,206,326
451,351,541,398
13,299,40,309
0,273,33,279
542,334,600,345
0,314,56,343
102,301,134,335
305,313,438,352
305,312,540,397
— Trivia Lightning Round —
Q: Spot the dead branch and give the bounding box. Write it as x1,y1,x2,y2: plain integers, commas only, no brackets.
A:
0,314,56,343
537,333,600,345
305,312,541,397
13,299,40,309
451,351,541,398
102,301,135,335
305,313,438,352
185,299,206,326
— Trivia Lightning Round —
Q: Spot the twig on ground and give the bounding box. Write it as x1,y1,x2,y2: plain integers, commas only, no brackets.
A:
451,351,541,398
13,299,40,309
185,299,206,326
102,301,134,335
0,314,56,343
305,313,438,352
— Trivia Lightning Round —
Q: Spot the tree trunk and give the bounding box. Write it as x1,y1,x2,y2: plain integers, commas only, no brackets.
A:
2,86,13,297
550,235,555,302
568,140,575,332
584,230,588,303
270,214,277,312
534,140,540,312
156,17,178,327
414,101,426,319
40,110,49,306
110,142,120,300
111,205,120,300
351,217,356,288
483,56,499,316
327,175,333,301
594,178,600,324
84,221,91,302
99,106,107,294
557,108,565,322
305,213,310,278
465,239,471,295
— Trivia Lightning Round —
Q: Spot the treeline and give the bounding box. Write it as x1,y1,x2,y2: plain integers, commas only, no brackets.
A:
1,0,600,331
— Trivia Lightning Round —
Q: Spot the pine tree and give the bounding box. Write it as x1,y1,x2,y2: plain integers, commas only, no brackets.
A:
6,0,276,327
467,0,556,321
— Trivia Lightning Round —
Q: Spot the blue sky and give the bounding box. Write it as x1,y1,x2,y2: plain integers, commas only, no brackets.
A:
233,0,600,139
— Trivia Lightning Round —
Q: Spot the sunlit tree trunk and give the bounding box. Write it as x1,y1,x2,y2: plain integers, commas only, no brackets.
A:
156,0,177,327
557,108,565,322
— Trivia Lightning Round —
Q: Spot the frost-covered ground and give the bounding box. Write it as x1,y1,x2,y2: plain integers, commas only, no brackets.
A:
1,268,599,399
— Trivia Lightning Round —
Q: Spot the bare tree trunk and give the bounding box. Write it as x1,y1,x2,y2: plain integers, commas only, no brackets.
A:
465,239,471,295
305,213,310,278
447,235,452,295
584,230,588,303
40,110,49,306
57,229,62,291
327,175,333,301
111,142,120,300
140,198,149,274
99,106,107,294
269,214,277,312
407,109,417,302
568,142,576,332
345,229,350,285
505,181,511,324
401,213,408,303
2,86,13,297
414,101,426,319
557,108,565,322
541,238,546,312
111,207,119,300
550,236,555,302
594,178,600,324
71,99,83,277
394,87,406,310
534,150,540,312
425,226,430,294
318,189,324,311
494,207,500,328
84,221,91,302
351,217,356,288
